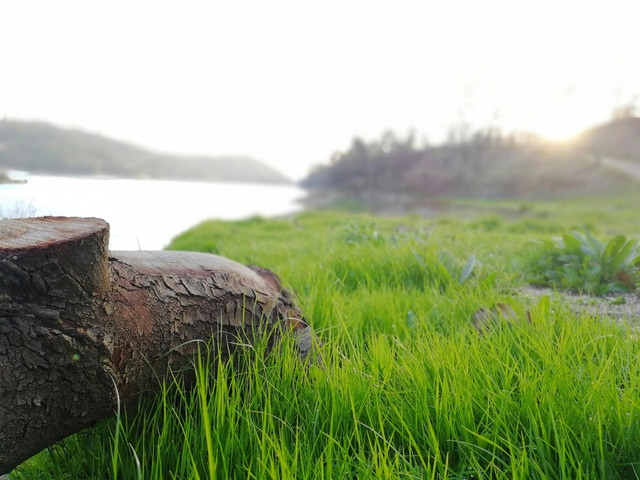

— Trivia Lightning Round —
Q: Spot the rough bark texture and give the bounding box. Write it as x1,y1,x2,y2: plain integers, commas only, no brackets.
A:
0,216,314,474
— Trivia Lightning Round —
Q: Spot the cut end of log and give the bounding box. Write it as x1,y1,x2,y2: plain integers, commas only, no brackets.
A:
0,217,110,297
0,216,109,252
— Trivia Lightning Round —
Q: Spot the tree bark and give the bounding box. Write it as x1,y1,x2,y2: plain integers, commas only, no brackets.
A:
0,216,314,474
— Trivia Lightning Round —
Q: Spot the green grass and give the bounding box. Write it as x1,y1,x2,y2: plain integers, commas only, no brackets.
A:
10,193,640,479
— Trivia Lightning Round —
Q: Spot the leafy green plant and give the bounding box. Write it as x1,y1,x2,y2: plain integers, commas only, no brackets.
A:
341,221,386,245
527,230,640,294
414,249,477,286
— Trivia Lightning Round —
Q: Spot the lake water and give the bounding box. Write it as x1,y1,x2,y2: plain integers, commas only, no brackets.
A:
0,175,305,250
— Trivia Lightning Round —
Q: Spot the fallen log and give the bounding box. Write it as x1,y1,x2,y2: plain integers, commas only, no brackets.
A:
0,216,314,474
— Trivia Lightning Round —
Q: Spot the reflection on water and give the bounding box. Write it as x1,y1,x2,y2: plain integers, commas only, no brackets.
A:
0,176,304,250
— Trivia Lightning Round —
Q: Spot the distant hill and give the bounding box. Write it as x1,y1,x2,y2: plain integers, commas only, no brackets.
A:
576,116,640,161
0,120,291,184
301,126,638,203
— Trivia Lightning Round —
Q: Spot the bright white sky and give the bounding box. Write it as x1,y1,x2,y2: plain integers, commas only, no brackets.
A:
1,0,638,180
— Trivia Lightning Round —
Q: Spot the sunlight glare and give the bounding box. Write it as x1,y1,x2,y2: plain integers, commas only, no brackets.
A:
536,120,585,143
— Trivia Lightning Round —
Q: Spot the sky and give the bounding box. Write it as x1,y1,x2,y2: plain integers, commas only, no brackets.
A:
1,0,639,180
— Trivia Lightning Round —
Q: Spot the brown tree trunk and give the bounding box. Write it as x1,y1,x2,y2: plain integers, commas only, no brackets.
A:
0,216,314,474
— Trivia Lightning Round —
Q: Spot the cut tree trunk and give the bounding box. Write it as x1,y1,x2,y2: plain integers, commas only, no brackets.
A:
0,217,315,474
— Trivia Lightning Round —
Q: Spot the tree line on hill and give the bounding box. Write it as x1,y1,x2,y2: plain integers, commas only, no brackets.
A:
301,117,640,199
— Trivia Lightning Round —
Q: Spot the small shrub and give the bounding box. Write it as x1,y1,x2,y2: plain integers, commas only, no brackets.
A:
526,230,640,294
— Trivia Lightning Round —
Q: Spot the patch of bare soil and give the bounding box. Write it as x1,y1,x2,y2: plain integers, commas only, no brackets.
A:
518,286,640,327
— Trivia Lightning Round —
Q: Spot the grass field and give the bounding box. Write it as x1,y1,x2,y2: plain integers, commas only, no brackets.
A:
10,192,640,479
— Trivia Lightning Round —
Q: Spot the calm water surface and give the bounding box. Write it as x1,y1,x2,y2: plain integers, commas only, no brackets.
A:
0,175,305,250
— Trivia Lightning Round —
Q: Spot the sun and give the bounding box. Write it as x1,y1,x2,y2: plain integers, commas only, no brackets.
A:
534,117,587,143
